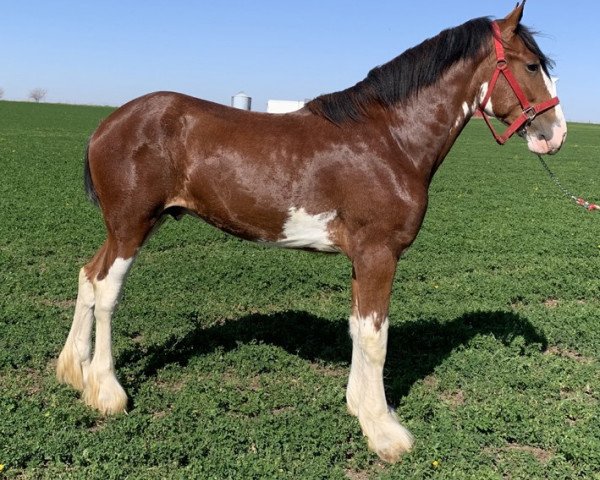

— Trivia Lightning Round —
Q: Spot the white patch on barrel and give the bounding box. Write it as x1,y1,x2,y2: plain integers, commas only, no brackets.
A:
269,207,338,252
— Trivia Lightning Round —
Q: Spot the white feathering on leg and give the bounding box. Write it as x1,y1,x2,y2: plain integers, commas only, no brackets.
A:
56,268,95,390
83,257,133,414
348,314,414,463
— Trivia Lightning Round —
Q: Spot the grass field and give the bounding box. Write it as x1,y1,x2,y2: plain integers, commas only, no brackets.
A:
0,100,599,479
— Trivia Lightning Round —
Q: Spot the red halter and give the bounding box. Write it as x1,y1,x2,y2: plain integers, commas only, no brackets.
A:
479,21,560,145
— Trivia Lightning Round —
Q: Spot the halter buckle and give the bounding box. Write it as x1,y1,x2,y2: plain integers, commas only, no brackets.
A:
523,106,536,122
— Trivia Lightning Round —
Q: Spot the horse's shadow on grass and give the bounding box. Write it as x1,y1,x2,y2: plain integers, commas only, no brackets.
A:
120,309,547,405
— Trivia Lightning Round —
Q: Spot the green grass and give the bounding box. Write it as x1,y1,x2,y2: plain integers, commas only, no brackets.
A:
0,100,599,479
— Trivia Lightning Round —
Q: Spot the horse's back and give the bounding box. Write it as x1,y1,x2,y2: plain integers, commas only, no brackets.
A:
92,91,247,145
86,91,326,240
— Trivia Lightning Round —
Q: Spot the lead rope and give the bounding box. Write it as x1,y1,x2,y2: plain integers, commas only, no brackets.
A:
537,155,600,211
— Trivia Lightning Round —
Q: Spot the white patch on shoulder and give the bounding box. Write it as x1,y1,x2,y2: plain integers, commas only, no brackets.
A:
453,99,479,132
266,207,338,252
453,102,471,129
462,101,470,117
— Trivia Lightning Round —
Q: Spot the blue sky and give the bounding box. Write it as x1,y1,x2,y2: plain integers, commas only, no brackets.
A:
3,1,598,122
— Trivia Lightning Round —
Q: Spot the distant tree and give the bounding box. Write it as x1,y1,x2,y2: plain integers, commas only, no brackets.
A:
29,88,47,103
0,87,4,99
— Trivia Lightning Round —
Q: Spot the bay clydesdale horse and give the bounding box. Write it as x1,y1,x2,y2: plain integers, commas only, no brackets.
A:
57,1,566,462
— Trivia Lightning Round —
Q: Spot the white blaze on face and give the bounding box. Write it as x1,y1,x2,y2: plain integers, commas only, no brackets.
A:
269,207,338,252
543,73,567,133
526,72,567,155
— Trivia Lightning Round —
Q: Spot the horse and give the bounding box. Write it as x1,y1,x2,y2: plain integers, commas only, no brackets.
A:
56,1,566,463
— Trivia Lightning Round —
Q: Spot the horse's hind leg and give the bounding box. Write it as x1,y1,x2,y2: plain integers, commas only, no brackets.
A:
82,238,136,415
57,220,149,414
56,265,97,390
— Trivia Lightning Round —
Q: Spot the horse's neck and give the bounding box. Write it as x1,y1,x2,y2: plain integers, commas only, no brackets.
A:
385,58,486,182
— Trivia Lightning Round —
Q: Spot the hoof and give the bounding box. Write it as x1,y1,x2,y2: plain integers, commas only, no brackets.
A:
361,409,414,463
83,371,128,415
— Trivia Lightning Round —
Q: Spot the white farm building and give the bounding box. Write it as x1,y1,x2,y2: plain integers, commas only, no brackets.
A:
266,99,306,114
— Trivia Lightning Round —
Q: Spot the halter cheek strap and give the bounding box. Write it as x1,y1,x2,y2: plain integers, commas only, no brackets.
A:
479,21,560,145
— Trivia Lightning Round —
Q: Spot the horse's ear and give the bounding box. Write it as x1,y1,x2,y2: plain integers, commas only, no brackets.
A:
503,1,526,30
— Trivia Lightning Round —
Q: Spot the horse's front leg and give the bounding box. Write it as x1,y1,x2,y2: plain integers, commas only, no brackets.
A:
346,244,413,463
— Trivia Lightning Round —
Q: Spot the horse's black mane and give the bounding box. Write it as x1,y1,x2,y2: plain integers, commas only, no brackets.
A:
307,17,553,125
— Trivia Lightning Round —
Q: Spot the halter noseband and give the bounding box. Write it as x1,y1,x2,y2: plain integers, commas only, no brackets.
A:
479,21,560,145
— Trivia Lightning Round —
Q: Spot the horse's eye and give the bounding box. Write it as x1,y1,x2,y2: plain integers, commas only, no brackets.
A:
526,63,540,73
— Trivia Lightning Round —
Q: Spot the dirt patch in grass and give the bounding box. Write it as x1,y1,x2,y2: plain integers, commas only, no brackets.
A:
39,297,76,309
504,443,554,464
543,298,559,309
545,346,595,364
422,374,439,389
440,389,466,408
309,362,347,378
345,462,387,480
151,410,170,420
248,375,261,391
559,385,596,406
345,468,371,480
154,377,187,393
271,405,295,415
485,443,554,466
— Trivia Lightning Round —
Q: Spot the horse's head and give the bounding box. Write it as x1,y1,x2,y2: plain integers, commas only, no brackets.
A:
480,1,567,155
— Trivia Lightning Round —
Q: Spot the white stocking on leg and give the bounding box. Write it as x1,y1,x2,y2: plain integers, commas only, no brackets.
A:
346,247,414,463
350,315,413,463
83,257,133,414
57,268,95,390
346,314,363,417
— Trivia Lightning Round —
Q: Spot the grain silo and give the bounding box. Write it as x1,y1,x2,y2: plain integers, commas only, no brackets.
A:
231,92,251,110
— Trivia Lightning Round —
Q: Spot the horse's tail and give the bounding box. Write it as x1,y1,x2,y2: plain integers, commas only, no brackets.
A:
83,139,99,206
